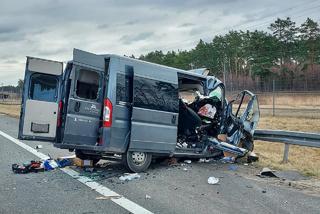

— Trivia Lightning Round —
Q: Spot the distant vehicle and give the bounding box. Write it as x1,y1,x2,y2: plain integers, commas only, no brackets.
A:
18,49,260,172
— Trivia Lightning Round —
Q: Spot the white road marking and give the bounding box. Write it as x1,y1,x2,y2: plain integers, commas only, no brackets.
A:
0,130,153,214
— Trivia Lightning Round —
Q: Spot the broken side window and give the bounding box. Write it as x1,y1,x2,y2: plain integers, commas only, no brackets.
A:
133,76,179,112
75,68,100,100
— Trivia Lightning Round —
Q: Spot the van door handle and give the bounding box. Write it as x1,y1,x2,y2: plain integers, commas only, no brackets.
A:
74,102,81,112
171,115,177,124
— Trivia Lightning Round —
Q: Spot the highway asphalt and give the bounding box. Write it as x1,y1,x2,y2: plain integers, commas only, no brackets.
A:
0,114,319,214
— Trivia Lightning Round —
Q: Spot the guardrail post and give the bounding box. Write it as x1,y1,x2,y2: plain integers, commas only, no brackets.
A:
272,79,275,117
282,143,290,163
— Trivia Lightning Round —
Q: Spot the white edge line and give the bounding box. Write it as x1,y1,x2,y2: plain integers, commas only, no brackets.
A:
0,130,153,214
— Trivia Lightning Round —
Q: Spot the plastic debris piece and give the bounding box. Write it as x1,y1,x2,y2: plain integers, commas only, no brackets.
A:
208,176,219,185
182,167,188,171
56,158,72,168
35,145,43,149
145,194,151,199
184,160,192,164
257,167,277,178
119,173,140,181
198,159,205,163
221,156,235,163
43,159,58,171
12,161,44,174
247,151,259,163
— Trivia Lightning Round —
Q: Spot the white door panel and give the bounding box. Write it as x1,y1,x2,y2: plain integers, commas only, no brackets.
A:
22,100,58,138
28,58,63,76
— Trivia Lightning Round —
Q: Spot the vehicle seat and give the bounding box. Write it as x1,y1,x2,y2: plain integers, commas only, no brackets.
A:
178,99,202,135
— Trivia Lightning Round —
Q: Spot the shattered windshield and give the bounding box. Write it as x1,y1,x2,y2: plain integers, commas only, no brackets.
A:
209,86,222,100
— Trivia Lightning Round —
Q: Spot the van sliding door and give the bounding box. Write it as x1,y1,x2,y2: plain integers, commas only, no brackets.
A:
18,57,63,141
129,70,179,153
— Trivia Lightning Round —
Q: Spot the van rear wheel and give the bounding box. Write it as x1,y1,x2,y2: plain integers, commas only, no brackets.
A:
122,151,152,173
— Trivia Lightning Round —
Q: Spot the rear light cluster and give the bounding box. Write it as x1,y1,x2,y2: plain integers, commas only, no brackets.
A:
57,100,63,128
103,98,113,127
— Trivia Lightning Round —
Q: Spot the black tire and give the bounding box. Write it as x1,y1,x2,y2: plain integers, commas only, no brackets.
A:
75,150,100,165
122,151,152,173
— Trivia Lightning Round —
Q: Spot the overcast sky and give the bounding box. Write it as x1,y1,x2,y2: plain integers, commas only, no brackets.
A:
1,0,319,85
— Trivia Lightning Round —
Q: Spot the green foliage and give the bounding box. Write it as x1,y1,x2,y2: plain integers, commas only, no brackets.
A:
139,17,320,82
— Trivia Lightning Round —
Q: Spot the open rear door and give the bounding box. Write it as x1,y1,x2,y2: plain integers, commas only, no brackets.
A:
129,68,179,154
18,57,63,141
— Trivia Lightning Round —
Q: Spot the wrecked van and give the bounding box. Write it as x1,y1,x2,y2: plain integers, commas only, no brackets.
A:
18,49,259,172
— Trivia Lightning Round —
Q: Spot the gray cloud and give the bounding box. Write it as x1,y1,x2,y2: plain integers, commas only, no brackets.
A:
0,0,318,85
179,23,195,28
120,32,154,45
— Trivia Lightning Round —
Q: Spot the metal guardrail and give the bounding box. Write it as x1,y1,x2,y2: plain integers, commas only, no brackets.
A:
255,129,320,148
254,129,320,162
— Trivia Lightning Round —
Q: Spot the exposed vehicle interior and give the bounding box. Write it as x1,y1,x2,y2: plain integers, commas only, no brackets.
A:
177,74,223,152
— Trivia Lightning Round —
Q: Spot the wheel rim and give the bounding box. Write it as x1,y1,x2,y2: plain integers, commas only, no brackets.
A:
131,152,147,166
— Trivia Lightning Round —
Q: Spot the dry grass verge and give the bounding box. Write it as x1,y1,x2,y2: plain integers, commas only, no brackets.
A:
256,116,320,178
0,104,20,118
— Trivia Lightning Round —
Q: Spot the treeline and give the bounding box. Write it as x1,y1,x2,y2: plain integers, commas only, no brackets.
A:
0,79,23,94
139,17,320,91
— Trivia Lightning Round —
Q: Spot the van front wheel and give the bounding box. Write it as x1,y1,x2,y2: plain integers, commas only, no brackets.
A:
122,151,152,173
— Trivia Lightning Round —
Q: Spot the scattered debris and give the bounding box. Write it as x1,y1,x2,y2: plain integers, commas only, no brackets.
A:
258,167,277,178
220,156,235,163
145,194,151,199
56,158,72,168
258,168,307,181
119,173,141,181
182,167,188,171
73,158,93,167
198,159,205,163
43,159,59,170
35,145,43,149
184,160,192,164
244,163,249,166
207,176,219,185
12,161,44,174
262,190,267,193
247,151,259,163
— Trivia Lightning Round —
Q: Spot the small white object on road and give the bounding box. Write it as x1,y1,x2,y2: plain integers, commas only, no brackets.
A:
119,173,141,181
183,168,188,171
184,160,192,164
145,195,151,199
198,159,205,163
208,176,219,185
35,145,43,149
